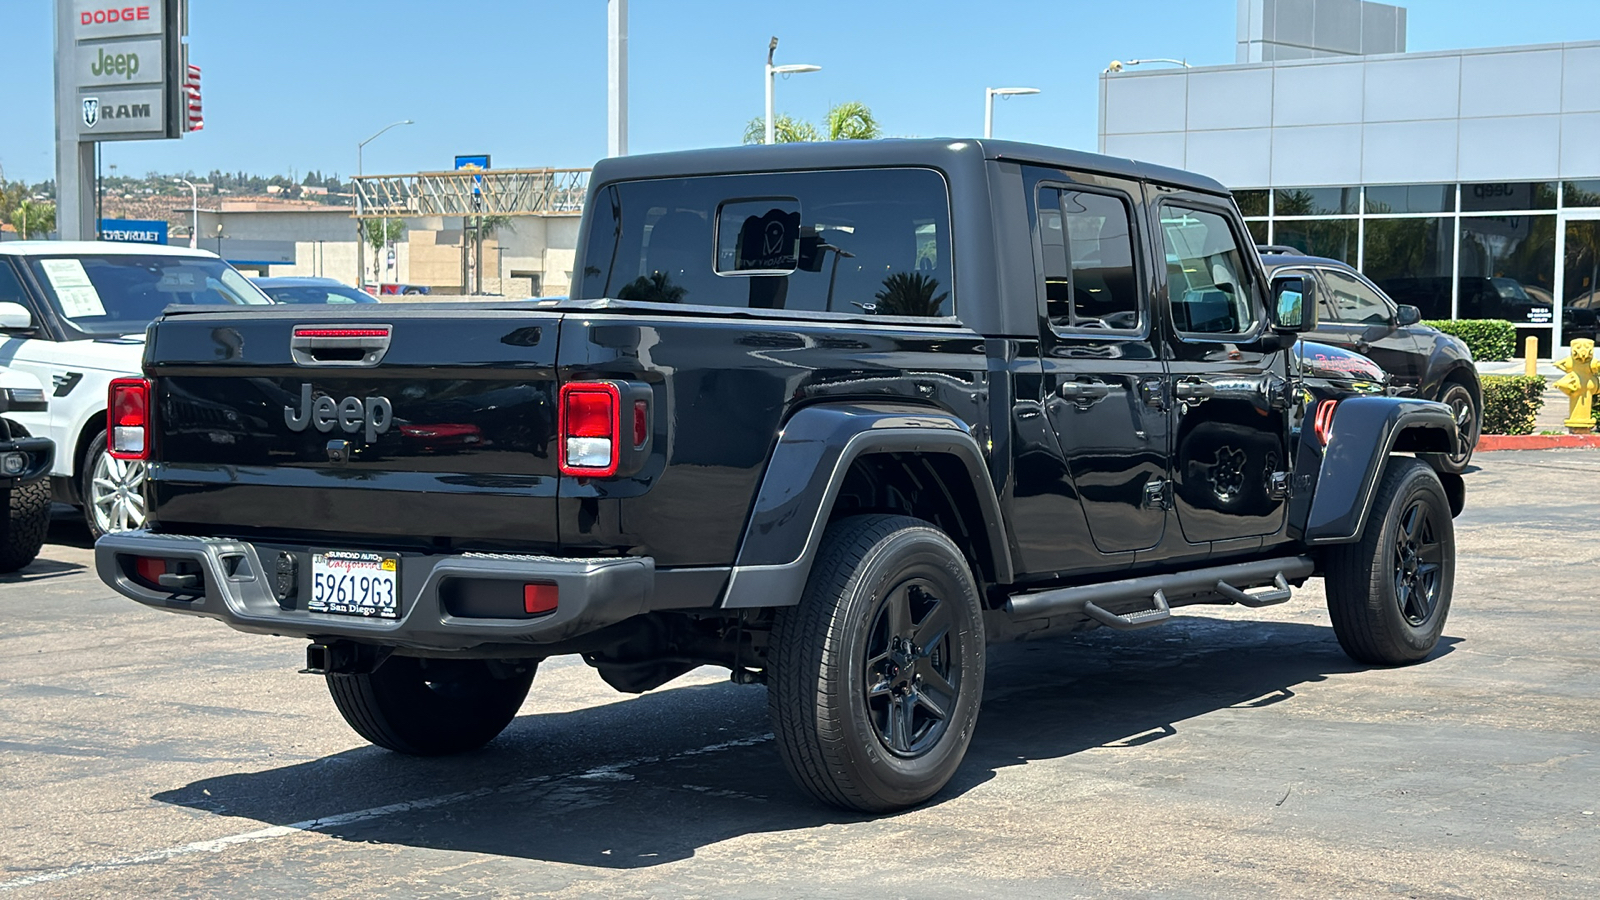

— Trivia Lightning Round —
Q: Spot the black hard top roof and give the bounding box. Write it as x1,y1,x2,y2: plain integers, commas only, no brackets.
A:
589,138,1230,197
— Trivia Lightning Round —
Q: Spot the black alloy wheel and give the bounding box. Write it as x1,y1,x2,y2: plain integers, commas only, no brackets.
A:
863,578,962,758
1422,382,1478,475
1393,497,1445,627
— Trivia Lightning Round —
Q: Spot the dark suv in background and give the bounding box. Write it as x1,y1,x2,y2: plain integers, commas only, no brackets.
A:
1261,255,1481,473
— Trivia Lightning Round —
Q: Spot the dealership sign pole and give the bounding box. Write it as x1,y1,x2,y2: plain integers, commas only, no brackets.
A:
55,0,192,241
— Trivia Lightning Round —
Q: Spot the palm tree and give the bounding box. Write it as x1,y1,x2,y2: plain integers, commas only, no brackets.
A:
742,103,880,144
826,101,881,141
872,272,948,317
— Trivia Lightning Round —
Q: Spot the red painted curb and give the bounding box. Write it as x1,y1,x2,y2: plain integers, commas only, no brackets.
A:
1478,433,1600,451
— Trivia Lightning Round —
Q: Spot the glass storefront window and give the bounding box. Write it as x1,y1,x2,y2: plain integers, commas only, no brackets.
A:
1567,220,1600,312
1565,181,1600,208
1364,184,1453,214
1457,215,1556,324
1461,182,1557,212
1364,217,1454,319
1232,190,1268,218
1245,220,1269,245
1273,187,1358,216
1272,219,1357,264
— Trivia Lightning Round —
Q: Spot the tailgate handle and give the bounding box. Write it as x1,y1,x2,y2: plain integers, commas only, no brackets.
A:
291,325,392,367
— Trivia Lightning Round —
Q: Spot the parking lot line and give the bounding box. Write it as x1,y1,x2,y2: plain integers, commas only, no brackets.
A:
0,732,773,892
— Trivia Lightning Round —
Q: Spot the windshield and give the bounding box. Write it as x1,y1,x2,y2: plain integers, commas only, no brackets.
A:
258,283,377,304
28,254,272,336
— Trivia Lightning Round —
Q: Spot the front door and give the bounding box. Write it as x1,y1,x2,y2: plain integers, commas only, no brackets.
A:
1314,267,1424,393
1034,179,1169,554
1156,197,1290,545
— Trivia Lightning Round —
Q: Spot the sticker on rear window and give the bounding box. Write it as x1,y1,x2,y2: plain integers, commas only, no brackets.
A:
37,259,108,319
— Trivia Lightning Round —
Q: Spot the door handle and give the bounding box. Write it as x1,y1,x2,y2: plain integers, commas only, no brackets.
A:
1057,380,1111,402
1173,378,1215,403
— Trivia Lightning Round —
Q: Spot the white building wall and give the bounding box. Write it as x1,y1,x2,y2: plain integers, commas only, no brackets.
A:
1099,41,1600,188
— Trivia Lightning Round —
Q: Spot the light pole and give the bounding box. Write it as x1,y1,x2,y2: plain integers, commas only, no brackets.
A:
173,178,198,249
765,37,821,145
356,119,414,287
984,87,1040,139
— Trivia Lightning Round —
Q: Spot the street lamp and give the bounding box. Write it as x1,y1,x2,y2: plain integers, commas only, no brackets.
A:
984,87,1040,139
173,178,198,249
765,37,821,145
1103,58,1191,73
356,118,414,287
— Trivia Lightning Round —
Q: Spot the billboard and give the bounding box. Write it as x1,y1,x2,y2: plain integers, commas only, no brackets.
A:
68,0,185,141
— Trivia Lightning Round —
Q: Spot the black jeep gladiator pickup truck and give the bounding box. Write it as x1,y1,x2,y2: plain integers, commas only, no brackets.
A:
96,139,1464,812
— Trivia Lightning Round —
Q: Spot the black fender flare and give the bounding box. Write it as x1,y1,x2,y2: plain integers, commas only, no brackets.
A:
719,403,1013,609
1298,396,1462,544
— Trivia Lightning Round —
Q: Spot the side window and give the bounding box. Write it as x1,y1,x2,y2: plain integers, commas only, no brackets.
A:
1322,269,1393,324
1036,187,1142,333
0,262,27,306
1160,205,1260,336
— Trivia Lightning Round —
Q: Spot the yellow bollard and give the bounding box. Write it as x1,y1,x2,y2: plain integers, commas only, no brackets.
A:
1525,336,1538,377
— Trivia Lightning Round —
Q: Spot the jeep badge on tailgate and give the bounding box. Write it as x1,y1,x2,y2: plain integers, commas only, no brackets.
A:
284,384,393,443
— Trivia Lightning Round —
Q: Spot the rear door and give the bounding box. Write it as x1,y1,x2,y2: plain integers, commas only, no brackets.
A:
1031,172,1169,555
147,306,564,551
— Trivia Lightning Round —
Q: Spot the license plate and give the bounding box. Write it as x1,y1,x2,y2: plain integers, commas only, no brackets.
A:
309,550,399,619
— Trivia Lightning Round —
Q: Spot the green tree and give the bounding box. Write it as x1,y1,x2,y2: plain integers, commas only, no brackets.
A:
825,101,881,140
872,272,947,317
742,113,820,144
10,201,55,239
363,218,405,280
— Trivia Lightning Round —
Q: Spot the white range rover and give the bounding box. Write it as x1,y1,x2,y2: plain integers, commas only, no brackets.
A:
0,242,272,537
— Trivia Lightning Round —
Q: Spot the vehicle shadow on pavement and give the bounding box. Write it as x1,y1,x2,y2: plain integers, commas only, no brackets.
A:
152,616,1458,869
0,558,86,583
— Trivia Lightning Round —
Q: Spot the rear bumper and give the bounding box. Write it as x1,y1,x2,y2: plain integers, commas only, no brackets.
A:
95,531,654,652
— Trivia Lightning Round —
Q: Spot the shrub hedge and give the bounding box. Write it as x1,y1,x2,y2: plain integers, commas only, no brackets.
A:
1422,319,1517,362
1480,375,1547,435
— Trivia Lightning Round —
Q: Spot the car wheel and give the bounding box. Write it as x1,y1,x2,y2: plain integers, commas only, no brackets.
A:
326,656,536,755
82,431,147,539
1324,458,1454,665
1420,382,1478,475
769,515,985,812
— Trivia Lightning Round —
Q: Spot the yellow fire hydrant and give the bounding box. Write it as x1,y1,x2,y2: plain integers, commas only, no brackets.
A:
1556,338,1600,434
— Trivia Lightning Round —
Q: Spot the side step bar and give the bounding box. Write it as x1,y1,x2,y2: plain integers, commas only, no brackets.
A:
1004,556,1316,630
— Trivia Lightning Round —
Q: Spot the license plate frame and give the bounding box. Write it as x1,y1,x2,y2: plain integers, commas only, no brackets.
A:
308,550,400,619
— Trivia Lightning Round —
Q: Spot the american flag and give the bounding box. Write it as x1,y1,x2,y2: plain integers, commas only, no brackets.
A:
185,64,202,132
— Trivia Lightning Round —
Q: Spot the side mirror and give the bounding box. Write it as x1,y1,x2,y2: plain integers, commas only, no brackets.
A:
0,302,34,331
1396,304,1422,326
1270,276,1318,333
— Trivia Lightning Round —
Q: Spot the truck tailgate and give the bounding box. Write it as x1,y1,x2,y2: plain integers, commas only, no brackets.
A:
146,305,562,551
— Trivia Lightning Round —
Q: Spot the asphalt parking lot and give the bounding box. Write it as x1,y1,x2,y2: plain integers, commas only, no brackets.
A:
1,451,1596,899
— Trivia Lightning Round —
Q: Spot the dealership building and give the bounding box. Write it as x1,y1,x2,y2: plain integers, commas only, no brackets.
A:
1100,0,1600,355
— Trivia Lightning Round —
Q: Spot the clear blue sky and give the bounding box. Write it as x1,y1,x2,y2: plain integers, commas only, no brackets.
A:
1,0,1597,185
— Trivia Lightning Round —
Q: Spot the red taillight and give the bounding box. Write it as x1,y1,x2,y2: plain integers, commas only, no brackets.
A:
1313,399,1338,446
558,382,620,477
108,377,151,460
292,327,391,338
633,399,648,449
524,583,559,615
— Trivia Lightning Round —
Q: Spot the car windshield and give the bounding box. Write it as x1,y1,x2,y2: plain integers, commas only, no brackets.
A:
27,254,271,336
259,284,376,304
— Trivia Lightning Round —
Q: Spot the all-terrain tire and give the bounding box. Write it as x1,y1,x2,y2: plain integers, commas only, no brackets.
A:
1419,381,1479,475
1325,457,1454,665
0,478,51,573
769,515,985,812
326,656,536,755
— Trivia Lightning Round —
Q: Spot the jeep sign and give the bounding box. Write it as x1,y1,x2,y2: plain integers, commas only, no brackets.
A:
67,0,182,140
78,39,163,86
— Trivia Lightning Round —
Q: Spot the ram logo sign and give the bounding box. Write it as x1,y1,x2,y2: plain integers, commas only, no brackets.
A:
82,97,99,128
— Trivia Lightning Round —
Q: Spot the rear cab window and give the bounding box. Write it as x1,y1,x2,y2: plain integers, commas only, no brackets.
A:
1036,186,1143,334
575,168,954,318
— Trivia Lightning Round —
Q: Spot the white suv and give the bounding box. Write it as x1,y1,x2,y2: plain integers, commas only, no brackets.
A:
0,242,272,537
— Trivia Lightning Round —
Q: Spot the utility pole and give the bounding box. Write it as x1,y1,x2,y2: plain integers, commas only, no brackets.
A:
608,0,628,157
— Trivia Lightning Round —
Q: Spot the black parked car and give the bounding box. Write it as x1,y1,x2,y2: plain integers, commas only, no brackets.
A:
1261,255,1481,473
250,276,379,305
